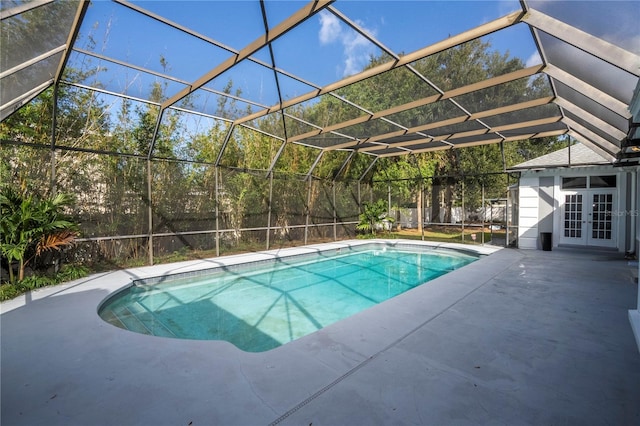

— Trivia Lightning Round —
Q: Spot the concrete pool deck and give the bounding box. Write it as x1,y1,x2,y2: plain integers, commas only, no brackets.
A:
2,240,639,425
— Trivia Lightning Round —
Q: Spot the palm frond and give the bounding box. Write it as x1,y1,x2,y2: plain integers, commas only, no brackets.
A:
36,230,78,255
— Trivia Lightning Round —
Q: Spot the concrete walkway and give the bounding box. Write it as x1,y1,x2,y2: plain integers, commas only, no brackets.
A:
2,244,639,425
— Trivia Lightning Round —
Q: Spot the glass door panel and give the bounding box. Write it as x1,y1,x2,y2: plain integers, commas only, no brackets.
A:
587,192,615,247
561,193,585,244
561,190,616,247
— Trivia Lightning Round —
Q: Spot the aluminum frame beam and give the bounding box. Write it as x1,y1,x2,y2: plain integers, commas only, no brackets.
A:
554,97,627,142
159,0,334,111
378,129,567,157
53,1,89,85
0,1,88,121
115,0,238,54
323,93,554,151
2,0,634,166
234,10,525,126
524,8,640,77
1,80,53,122
0,45,66,80
0,0,54,20
544,65,632,119
287,65,544,148
563,117,621,156
359,116,564,153
566,129,617,163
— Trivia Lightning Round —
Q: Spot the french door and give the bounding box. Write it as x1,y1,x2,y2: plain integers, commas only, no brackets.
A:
561,190,616,248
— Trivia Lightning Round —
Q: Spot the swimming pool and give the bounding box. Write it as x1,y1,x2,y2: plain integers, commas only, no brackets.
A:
99,242,480,352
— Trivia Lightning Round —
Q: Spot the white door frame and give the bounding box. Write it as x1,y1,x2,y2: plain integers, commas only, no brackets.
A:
559,188,617,248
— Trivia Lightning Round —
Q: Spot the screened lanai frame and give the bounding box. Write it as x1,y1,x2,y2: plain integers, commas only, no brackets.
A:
3,0,639,159
1,0,639,264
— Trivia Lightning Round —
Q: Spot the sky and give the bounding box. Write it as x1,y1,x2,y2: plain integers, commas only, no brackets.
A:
67,0,639,117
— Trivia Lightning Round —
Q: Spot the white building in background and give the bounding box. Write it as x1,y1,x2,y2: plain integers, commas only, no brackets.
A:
511,143,637,254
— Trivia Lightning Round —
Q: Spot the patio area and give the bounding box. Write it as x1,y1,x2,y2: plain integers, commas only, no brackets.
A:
2,243,639,425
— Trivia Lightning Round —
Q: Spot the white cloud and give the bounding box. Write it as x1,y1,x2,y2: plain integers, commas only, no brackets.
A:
342,30,371,76
319,11,341,45
318,11,378,78
525,50,542,68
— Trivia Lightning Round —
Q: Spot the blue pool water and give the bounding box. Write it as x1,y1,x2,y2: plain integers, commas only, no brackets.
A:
99,244,479,352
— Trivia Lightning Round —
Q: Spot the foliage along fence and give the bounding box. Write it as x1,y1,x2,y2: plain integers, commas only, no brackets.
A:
2,141,519,270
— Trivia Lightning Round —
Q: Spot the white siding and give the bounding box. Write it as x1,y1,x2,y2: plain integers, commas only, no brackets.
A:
519,196,538,209
518,178,539,249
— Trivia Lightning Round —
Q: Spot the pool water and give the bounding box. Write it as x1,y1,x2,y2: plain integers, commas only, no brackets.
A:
99,244,478,352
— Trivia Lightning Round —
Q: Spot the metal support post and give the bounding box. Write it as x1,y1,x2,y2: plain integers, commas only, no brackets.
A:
305,178,312,245
420,179,425,241
215,166,220,257
267,172,273,250
50,83,58,195
461,181,465,243
481,183,485,245
147,159,154,265
333,182,337,241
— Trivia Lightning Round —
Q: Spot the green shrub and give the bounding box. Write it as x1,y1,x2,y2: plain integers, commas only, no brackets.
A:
1,185,79,283
57,264,89,282
0,264,90,301
0,283,21,301
19,275,56,290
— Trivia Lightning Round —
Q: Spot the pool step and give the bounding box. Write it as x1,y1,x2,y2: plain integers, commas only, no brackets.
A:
101,301,177,338
111,306,153,335
125,302,176,337
100,309,126,329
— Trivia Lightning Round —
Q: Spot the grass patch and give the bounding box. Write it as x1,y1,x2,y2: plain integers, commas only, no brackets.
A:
390,226,504,245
